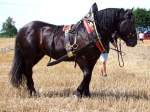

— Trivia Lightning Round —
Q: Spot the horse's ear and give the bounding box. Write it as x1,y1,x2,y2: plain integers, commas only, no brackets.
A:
127,8,133,13
131,8,134,11
124,9,133,19
92,2,98,12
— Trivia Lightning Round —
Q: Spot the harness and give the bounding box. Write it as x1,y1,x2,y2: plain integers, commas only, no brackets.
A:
63,21,125,67
62,10,105,58
63,22,80,58
83,19,105,53
47,4,105,66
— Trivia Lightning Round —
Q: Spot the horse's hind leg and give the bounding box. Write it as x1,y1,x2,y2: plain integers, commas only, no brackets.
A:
24,62,36,96
24,51,44,96
24,53,44,96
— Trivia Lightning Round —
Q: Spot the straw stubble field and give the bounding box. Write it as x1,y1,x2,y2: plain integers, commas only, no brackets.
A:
0,38,150,112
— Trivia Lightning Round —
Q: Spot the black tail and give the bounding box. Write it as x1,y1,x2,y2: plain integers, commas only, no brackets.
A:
10,36,25,88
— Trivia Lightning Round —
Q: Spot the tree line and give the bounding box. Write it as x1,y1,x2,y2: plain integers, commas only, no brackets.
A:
133,8,150,27
0,8,150,37
0,17,17,37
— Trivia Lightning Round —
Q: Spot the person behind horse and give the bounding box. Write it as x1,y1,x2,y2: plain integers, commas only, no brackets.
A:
100,32,117,77
138,31,144,43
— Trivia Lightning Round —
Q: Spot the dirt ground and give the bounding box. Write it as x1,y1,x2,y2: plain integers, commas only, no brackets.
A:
0,38,150,112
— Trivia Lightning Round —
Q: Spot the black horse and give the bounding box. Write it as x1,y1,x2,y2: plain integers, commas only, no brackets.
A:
10,3,137,98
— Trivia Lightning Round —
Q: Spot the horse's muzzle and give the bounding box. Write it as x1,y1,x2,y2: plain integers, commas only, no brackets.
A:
126,40,137,47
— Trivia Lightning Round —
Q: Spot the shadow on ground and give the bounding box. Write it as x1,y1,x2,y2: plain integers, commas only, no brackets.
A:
41,88,150,100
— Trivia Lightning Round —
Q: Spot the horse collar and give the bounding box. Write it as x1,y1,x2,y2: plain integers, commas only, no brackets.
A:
83,19,94,34
83,19,105,53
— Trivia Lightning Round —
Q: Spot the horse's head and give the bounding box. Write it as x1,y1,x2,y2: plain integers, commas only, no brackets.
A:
117,9,137,47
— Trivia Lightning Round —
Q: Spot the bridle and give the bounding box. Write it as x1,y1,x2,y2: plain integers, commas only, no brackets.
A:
110,10,137,67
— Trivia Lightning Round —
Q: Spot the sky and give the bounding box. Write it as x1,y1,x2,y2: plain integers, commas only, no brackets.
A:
0,0,150,30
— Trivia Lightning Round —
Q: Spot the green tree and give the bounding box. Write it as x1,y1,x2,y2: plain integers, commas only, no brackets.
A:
133,8,150,27
1,16,17,37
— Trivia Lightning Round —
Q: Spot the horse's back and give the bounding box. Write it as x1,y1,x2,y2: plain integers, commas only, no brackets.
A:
15,21,56,57
16,21,65,60
17,21,58,43
23,21,54,28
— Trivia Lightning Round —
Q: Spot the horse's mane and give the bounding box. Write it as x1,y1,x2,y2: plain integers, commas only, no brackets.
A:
97,8,125,32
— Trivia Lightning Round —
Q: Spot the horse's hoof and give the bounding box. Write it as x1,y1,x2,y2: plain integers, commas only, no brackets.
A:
33,92,40,97
28,90,40,97
83,92,91,97
73,91,82,99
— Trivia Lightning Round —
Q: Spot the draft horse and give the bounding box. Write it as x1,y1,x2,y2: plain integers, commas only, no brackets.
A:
10,3,137,98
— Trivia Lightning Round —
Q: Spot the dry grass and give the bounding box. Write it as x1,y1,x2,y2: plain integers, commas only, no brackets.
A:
0,38,150,112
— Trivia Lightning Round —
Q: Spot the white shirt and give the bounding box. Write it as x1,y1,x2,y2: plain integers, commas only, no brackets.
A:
139,33,144,39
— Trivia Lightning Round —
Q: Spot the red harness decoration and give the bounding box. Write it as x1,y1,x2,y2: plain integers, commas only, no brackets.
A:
83,20,94,34
83,19,105,53
96,40,105,53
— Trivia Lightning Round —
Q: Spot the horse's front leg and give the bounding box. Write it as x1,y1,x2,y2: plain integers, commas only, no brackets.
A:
77,66,92,97
75,57,96,98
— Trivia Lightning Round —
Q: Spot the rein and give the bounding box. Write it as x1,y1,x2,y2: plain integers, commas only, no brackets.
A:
114,39,125,67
